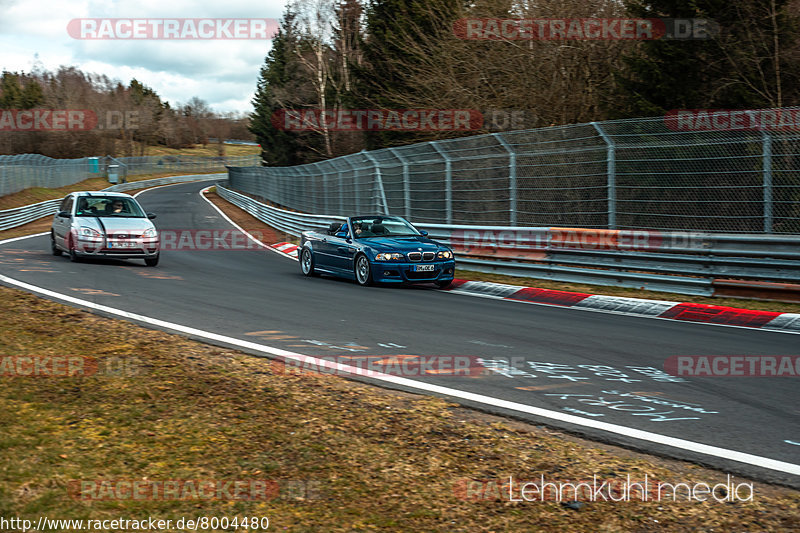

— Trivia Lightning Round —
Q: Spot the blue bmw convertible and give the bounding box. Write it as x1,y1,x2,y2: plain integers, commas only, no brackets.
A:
299,215,455,288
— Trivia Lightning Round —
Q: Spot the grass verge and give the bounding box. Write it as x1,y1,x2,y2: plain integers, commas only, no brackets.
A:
0,285,798,532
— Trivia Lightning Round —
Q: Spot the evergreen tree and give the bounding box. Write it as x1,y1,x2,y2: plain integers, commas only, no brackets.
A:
0,72,24,108
353,0,462,149
20,79,44,109
250,9,319,165
613,0,800,116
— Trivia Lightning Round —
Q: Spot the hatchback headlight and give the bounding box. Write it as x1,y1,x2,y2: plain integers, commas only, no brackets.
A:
437,250,453,259
79,227,101,238
375,252,403,261
142,228,157,238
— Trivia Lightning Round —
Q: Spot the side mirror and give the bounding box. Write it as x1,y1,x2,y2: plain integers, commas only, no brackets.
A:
147,213,157,219
57,211,71,218
419,230,429,236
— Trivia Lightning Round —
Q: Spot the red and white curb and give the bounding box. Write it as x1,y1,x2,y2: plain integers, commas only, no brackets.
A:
444,280,800,334
267,242,799,334
271,242,298,258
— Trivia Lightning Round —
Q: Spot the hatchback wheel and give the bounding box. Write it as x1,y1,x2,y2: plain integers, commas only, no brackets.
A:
68,237,81,262
50,232,62,256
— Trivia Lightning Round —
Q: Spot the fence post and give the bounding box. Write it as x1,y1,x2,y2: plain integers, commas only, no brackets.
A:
339,158,354,213
430,142,452,224
319,163,330,215
388,148,410,219
492,133,517,226
362,151,389,214
591,122,616,229
351,159,361,213
334,161,344,215
762,132,773,233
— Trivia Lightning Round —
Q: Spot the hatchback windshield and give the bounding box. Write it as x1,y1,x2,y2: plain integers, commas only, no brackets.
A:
351,216,420,238
75,197,146,218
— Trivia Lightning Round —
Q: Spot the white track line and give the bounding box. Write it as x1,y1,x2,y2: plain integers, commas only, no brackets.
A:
198,186,298,260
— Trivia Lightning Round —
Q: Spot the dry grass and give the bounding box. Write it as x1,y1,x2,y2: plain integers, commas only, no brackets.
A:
143,143,260,157
0,285,797,531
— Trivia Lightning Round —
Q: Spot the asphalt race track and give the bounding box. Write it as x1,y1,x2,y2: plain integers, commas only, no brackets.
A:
2,180,798,487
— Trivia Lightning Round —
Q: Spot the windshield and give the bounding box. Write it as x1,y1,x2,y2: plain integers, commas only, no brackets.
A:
75,197,146,218
351,217,420,238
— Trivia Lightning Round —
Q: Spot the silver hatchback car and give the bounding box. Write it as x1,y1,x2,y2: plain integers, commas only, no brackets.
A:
50,192,160,266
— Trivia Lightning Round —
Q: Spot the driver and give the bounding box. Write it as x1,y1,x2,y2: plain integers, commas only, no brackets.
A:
106,200,125,214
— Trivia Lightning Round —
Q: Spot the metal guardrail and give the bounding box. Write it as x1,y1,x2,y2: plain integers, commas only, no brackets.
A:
0,198,62,231
104,173,224,193
215,182,345,236
216,182,800,297
0,174,222,232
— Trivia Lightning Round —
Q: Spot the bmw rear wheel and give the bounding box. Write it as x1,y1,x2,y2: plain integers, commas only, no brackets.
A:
301,248,318,277
354,254,373,286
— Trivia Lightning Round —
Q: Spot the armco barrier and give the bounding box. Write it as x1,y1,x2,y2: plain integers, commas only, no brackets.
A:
0,174,223,232
0,198,62,231
216,182,800,299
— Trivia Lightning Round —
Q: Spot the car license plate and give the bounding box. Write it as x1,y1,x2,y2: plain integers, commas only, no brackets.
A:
414,264,435,272
109,242,136,248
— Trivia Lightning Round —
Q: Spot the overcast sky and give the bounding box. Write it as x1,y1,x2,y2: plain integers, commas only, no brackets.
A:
0,0,288,114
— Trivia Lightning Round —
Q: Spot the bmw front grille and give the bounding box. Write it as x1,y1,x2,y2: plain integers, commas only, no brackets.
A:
407,251,436,261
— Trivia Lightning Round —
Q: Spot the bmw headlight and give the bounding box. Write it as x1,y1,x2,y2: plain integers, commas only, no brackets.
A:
79,227,101,238
437,250,453,259
375,252,403,261
142,228,157,238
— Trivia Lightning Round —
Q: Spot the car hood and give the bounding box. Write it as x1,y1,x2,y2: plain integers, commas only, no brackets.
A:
78,217,155,235
362,236,443,252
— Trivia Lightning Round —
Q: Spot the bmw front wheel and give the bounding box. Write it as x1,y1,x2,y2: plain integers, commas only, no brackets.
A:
301,248,318,277
354,254,373,286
